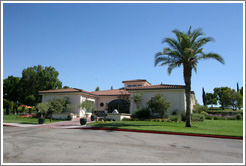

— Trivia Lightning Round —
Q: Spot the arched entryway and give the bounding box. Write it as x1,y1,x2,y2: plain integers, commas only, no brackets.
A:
108,99,129,113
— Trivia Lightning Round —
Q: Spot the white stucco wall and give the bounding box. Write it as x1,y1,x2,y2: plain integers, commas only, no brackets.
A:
41,93,96,117
129,89,186,115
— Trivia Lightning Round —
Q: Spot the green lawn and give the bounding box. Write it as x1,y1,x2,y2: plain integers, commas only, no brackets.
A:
3,114,63,124
87,120,243,137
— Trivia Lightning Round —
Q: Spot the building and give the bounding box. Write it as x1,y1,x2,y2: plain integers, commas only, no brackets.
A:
39,79,196,117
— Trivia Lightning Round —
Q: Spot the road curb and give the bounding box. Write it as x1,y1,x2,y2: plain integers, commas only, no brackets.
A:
3,124,18,127
70,127,243,140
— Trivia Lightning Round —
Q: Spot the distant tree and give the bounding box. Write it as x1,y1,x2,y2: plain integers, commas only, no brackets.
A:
95,86,100,91
155,27,224,127
131,94,142,109
205,93,217,108
47,98,66,121
3,99,10,115
3,76,21,103
237,83,239,92
202,88,207,106
240,86,243,96
19,65,62,105
111,86,113,90
221,89,243,111
147,94,170,118
63,86,70,89
214,87,230,110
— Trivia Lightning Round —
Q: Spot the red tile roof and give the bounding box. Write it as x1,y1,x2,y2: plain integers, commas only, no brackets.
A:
126,84,185,90
39,88,95,95
91,89,130,96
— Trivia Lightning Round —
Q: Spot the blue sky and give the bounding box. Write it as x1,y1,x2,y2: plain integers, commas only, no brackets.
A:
3,2,244,105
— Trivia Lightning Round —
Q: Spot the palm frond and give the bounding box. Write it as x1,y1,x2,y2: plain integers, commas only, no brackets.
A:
193,37,215,50
167,63,178,75
198,53,225,64
154,57,170,66
162,38,181,51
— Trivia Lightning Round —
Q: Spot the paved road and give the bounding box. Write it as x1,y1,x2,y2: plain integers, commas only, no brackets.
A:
3,126,243,163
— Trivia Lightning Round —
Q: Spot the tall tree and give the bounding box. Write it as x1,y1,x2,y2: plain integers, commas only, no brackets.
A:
205,93,217,108
202,87,207,106
111,86,113,90
237,83,239,92
3,76,21,103
214,87,230,110
19,65,62,105
155,27,224,127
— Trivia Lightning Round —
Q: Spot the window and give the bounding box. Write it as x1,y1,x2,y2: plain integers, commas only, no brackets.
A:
100,103,104,107
127,85,132,87
133,85,137,87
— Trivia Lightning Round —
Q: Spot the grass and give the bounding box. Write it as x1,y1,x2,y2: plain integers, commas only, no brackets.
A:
87,120,243,137
3,114,63,124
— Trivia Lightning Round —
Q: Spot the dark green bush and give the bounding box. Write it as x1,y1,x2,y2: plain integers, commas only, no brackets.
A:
91,115,95,121
236,113,242,120
205,115,214,120
67,115,72,121
80,118,87,125
131,107,151,120
191,113,204,122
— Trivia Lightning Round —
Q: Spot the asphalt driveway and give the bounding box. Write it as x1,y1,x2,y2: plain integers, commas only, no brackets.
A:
3,126,243,163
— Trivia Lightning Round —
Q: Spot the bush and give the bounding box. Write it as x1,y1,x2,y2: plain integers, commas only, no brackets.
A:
180,111,186,122
147,94,170,118
171,109,180,115
67,115,72,121
236,113,242,120
168,115,181,122
80,118,87,125
131,107,151,120
193,105,208,114
191,113,204,122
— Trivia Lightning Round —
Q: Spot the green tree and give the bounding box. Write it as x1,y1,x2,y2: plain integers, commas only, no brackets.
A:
3,76,21,103
131,94,142,109
202,87,207,106
147,94,170,118
205,93,217,108
37,102,50,118
63,86,70,89
111,86,113,90
214,87,230,110
221,89,243,111
24,95,36,106
95,86,100,91
79,100,95,113
19,65,62,105
237,83,239,92
3,99,10,115
155,27,224,127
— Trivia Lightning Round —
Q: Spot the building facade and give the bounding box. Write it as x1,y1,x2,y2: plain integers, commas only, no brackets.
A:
39,79,196,117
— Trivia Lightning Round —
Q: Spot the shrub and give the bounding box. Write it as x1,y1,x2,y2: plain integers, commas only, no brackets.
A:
180,111,186,122
168,115,181,122
171,109,180,115
147,94,170,118
191,113,204,122
193,104,208,114
236,113,242,120
205,115,214,120
131,107,151,120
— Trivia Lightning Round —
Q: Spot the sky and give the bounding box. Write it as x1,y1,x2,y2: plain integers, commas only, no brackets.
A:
2,2,244,105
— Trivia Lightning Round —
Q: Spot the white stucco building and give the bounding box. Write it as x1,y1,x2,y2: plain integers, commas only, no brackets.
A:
39,79,196,117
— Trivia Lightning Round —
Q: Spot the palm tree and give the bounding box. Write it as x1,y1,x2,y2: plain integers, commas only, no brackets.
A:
155,27,225,127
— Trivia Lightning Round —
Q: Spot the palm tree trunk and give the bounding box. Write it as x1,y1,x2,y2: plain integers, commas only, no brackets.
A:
184,65,192,127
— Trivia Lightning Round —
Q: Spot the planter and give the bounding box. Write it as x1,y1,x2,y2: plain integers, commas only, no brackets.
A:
38,118,45,124
80,118,87,125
